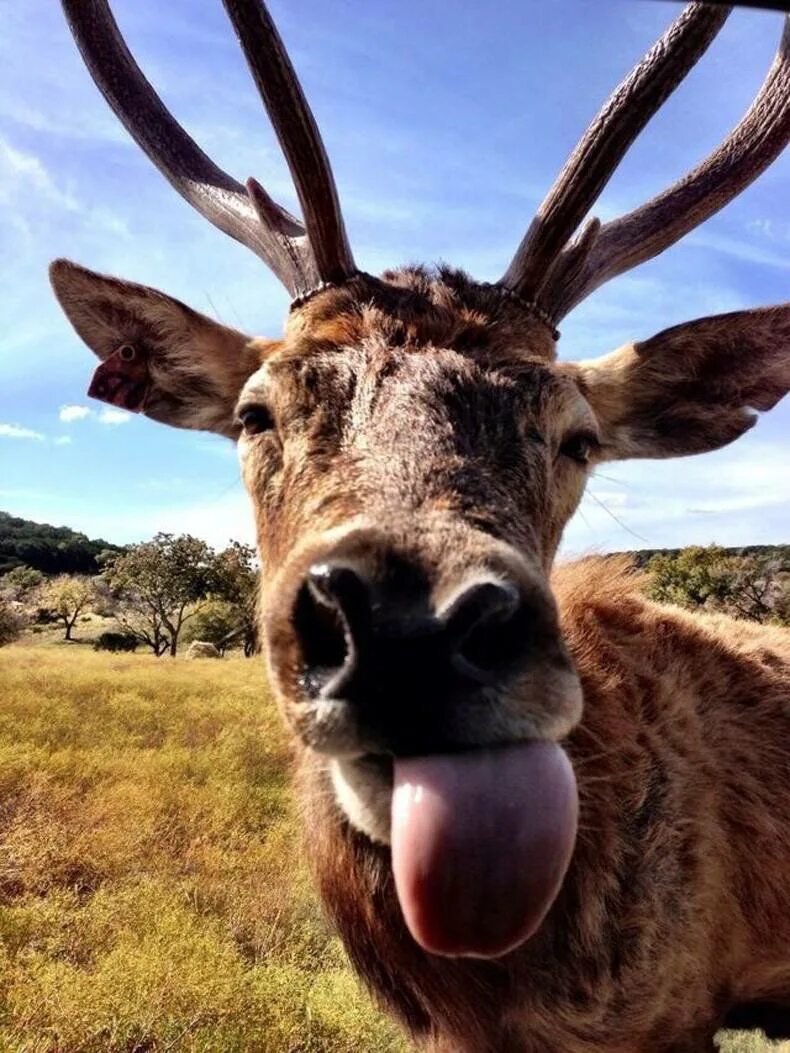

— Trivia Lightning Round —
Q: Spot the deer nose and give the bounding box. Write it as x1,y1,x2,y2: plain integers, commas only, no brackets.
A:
294,560,526,702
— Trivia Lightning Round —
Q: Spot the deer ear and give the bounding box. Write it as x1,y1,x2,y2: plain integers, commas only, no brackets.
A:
577,306,790,462
49,259,263,438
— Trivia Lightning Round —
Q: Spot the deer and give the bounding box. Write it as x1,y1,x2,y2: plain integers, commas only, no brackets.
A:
47,1,790,1050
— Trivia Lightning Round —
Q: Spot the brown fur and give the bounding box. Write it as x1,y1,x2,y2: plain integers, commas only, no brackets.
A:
301,560,790,1052
49,259,790,1051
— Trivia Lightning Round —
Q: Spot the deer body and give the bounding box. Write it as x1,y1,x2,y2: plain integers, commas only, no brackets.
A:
48,2,790,1049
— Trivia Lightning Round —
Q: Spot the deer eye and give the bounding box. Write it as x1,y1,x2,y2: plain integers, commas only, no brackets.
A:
559,432,598,465
237,404,275,436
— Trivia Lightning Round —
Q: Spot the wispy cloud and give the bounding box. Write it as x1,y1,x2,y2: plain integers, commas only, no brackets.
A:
0,134,78,212
59,404,91,423
0,91,125,146
688,229,790,271
53,435,73,446
563,440,790,556
0,422,45,441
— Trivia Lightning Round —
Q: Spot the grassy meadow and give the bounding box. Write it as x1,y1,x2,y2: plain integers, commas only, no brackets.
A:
0,643,785,1052
0,645,406,1052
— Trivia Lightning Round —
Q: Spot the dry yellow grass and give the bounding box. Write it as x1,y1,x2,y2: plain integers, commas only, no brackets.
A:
0,645,784,1051
0,646,406,1052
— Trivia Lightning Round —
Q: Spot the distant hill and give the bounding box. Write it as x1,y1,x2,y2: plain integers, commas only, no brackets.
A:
0,512,125,576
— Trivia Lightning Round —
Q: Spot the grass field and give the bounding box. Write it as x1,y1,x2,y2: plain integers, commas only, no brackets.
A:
0,645,784,1052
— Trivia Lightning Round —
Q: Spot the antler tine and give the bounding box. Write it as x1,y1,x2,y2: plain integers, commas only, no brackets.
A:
221,0,357,286
60,0,317,297
499,2,731,304
548,14,790,321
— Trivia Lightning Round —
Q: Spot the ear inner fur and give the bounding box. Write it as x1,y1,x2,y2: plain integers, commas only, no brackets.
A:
576,305,790,460
87,343,151,411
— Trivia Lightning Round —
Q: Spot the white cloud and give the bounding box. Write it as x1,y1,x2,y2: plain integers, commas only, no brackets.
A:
0,91,126,147
53,435,73,446
97,408,131,425
57,406,132,427
0,422,45,441
59,404,91,423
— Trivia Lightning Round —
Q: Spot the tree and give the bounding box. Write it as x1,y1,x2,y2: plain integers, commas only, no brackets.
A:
212,541,260,656
647,545,735,611
39,575,95,640
0,511,123,575
110,599,171,657
105,533,215,657
724,555,782,624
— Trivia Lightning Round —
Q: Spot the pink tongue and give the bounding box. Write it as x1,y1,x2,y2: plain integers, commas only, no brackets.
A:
391,742,577,959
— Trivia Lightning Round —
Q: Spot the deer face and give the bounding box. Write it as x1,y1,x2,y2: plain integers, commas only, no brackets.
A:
240,293,589,845
50,0,790,962
50,257,790,856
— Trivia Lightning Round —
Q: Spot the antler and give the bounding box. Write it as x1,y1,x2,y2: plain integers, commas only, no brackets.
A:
500,2,790,326
499,2,731,307
60,0,355,298
222,0,356,288
546,13,790,320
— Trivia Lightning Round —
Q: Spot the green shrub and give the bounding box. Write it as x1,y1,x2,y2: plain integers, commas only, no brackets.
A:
93,631,138,653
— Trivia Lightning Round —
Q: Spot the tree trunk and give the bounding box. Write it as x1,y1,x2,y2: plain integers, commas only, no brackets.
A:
169,634,178,657
64,618,73,641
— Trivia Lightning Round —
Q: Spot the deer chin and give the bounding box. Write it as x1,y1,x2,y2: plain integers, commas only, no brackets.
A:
330,754,395,845
330,742,578,959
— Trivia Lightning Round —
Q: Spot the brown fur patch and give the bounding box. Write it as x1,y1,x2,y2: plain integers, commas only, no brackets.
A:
301,558,790,1052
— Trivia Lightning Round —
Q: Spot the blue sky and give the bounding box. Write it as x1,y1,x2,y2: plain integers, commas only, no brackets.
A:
0,0,788,554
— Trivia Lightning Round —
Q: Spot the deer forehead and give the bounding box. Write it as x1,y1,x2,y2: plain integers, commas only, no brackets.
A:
239,339,591,436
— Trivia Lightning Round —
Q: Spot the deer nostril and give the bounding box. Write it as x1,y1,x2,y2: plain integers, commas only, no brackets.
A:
443,580,524,683
294,563,372,696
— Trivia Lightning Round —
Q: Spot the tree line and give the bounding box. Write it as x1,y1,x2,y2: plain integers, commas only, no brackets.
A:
2,540,788,653
0,533,259,656
646,545,790,625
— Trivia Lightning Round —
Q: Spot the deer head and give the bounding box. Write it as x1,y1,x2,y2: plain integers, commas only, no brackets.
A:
50,1,790,959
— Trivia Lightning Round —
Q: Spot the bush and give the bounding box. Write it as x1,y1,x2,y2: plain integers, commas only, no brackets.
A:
0,564,44,601
0,598,25,646
183,599,240,653
94,631,139,653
